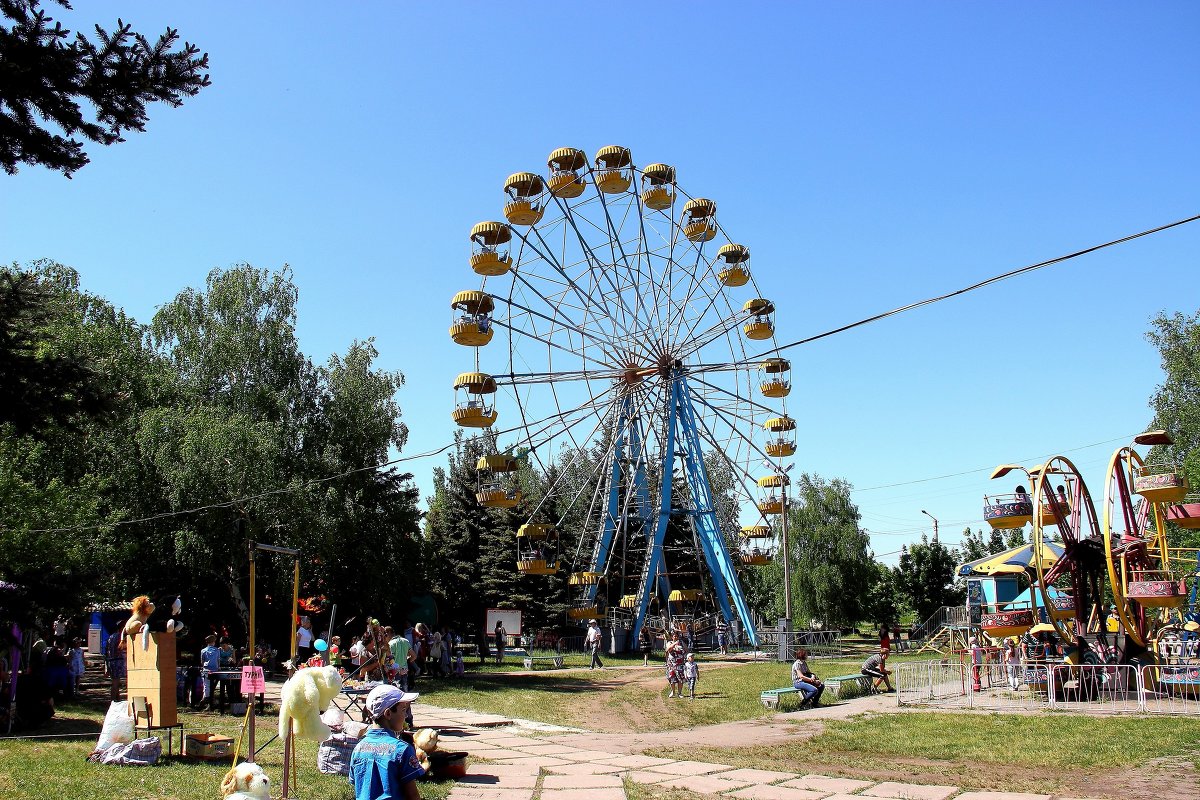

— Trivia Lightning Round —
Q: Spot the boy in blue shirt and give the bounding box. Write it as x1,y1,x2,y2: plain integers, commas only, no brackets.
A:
349,685,423,800
199,634,221,708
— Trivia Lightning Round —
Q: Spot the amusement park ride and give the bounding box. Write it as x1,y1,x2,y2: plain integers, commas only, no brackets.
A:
981,432,1200,677
449,147,798,647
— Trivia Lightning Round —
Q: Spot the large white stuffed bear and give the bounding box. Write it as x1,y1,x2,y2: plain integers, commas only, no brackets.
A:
278,665,343,742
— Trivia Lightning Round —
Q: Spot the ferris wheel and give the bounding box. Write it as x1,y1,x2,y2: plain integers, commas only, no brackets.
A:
448,146,796,645
1102,431,1191,659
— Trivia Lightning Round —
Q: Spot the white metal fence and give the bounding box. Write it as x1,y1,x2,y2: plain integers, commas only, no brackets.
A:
898,660,1200,716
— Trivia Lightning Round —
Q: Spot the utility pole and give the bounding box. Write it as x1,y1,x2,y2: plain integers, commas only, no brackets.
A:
781,478,791,630
921,509,939,544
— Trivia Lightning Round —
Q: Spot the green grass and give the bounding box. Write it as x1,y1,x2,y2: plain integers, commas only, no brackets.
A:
417,653,933,730
0,698,454,800
646,711,1200,794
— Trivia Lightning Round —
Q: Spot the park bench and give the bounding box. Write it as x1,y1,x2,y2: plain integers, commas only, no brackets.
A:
759,673,875,709
522,655,564,669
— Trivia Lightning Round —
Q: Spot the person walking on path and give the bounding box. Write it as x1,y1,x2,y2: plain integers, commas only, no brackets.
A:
791,648,824,708
861,648,894,692
683,652,700,699
349,685,423,800
199,634,221,708
639,625,653,666
664,632,686,698
716,618,728,655
586,619,604,670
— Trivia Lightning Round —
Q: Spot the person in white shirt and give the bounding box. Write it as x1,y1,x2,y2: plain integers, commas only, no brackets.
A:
585,619,604,669
296,617,314,664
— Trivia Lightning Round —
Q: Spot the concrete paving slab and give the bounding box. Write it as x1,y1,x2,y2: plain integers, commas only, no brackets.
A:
464,764,541,778
553,748,629,761
719,768,802,784
655,774,758,793
506,743,580,755
597,754,678,769
541,773,624,789
785,775,874,793
543,761,627,775
539,789,626,800
446,788,534,800
860,782,960,800
625,770,674,785
954,793,1051,800
482,755,572,768
643,759,735,776
727,786,836,800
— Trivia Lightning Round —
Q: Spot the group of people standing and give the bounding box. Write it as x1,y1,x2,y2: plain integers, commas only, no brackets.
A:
337,618,466,689
664,630,701,699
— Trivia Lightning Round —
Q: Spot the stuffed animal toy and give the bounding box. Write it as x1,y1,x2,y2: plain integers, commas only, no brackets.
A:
220,761,271,800
124,596,154,637
147,595,184,635
278,665,343,742
413,728,438,754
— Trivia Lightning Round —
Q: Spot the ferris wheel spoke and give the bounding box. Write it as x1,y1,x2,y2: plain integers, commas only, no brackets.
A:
554,193,642,342
490,316,623,370
502,296,628,360
511,225,624,336
687,374,779,416
688,388,774,466
674,310,750,361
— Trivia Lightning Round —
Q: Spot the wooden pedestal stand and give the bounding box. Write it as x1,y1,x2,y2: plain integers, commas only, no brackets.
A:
127,630,178,727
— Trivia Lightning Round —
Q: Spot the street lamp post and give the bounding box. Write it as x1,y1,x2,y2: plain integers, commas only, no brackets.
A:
781,477,791,631
920,509,939,543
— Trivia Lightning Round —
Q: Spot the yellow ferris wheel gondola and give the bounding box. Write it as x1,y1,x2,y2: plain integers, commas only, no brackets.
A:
516,523,558,575
640,163,676,210
452,371,498,428
476,454,518,473
764,415,796,457
547,147,588,198
743,298,775,340
759,357,791,398
469,221,513,276
681,198,717,242
449,290,495,347
594,145,632,194
503,172,546,226
668,589,704,603
717,243,750,287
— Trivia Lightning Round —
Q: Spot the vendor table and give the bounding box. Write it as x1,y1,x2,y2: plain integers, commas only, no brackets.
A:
337,685,377,723
207,670,265,715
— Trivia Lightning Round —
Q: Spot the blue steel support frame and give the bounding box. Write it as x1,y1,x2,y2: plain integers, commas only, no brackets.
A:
585,392,633,603
629,371,759,647
676,375,759,647
630,382,678,642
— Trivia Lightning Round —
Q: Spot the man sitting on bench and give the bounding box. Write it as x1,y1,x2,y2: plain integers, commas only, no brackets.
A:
861,648,894,693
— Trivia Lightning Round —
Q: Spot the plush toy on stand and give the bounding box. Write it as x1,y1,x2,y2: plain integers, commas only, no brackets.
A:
278,665,343,742
147,596,185,637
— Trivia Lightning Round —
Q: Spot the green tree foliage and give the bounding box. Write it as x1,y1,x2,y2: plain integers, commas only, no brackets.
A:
785,474,874,627
0,261,164,619
1,0,210,176
1145,308,1200,548
959,527,989,563
0,263,422,650
896,535,964,623
1005,526,1027,549
0,267,117,434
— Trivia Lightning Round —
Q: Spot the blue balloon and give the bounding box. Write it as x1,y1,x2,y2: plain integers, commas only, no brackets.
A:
314,638,328,652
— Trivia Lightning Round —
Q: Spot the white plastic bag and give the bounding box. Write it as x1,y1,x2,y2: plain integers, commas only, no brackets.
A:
95,701,135,752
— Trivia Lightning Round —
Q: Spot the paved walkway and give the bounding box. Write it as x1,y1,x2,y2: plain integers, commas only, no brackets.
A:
414,705,1102,800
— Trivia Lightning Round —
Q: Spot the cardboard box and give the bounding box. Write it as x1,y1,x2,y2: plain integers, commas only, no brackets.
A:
184,733,234,760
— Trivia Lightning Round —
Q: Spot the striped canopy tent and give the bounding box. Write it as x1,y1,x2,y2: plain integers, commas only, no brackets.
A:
956,542,1065,577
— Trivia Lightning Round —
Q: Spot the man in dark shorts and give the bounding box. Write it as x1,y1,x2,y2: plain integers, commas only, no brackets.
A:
861,648,894,692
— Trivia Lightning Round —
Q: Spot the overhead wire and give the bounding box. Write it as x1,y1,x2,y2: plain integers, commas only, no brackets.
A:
7,214,1196,538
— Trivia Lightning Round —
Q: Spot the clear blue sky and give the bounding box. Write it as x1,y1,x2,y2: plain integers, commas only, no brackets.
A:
3,2,1198,564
